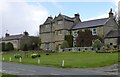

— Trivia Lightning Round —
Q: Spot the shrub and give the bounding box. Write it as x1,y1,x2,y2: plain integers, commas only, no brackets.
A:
2,42,6,51
14,54,22,59
65,35,73,47
46,53,50,55
31,54,40,58
61,41,69,49
92,39,103,51
22,44,28,51
5,42,14,51
118,50,120,52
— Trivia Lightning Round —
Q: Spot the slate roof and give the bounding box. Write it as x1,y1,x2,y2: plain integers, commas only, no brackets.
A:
2,34,24,41
72,18,109,30
105,29,120,38
62,15,74,21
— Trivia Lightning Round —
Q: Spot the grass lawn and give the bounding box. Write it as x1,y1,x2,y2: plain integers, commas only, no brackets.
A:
0,72,19,77
1,52,119,68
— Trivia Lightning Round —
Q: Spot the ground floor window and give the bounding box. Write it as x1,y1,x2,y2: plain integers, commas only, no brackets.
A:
45,43,49,50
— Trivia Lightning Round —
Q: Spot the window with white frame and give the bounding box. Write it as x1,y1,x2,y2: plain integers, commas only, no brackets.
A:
73,31,78,37
92,28,97,35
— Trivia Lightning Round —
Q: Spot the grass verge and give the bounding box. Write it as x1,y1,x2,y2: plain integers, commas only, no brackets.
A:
1,52,118,68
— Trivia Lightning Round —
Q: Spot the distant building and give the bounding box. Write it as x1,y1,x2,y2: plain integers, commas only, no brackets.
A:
1,31,38,50
39,8,120,51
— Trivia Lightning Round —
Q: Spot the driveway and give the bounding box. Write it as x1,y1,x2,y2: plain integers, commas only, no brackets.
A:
1,62,118,76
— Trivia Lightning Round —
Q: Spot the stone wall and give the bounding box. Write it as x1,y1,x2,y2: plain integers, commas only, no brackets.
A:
59,47,95,52
2,40,20,49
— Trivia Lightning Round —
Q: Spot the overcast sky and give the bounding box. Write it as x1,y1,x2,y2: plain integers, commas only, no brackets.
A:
0,0,119,38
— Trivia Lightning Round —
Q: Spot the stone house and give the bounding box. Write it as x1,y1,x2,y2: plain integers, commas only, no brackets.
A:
1,31,38,50
40,9,120,51
72,9,119,49
40,13,81,51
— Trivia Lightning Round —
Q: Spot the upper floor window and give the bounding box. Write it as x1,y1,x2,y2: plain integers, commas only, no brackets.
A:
92,28,97,35
58,20,63,25
45,24,49,28
53,23,55,27
58,30,62,35
56,30,62,35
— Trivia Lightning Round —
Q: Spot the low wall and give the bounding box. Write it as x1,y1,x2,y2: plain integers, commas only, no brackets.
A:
59,47,96,52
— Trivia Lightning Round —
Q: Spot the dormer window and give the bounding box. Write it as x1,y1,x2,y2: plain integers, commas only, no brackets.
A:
92,28,97,35
58,20,63,25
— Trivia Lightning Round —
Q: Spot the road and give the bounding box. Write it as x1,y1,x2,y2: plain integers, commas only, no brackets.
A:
1,62,118,76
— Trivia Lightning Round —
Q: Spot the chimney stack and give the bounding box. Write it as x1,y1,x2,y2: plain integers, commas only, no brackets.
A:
109,8,113,17
5,33,10,37
74,13,81,24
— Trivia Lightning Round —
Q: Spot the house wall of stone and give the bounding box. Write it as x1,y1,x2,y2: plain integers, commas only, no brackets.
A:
103,18,118,36
91,26,104,38
40,24,51,33
40,33,52,43
41,43,45,50
72,26,104,47
104,38,118,49
40,15,79,51
64,20,74,29
2,40,20,49
55,41,64,51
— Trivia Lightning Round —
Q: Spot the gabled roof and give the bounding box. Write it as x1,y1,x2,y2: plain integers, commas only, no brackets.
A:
43,17,53,25
105,29,120,38
72,18,109,30
53,14,75,22
2,34,24,41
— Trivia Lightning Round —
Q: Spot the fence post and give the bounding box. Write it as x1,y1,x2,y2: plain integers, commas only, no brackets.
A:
62,60,64,67
19,57,22,63
3,57,4,61
38,59,40,64
9,57,11,62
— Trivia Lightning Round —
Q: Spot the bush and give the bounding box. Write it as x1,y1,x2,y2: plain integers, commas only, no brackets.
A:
5,42,14,51
2,42,6,51
65,35,73,47
61,41,69,49
14,54,22,59
92,39,103,51
118,50,120,52
46,53,50,55
22,44,28,51
31,54,40,58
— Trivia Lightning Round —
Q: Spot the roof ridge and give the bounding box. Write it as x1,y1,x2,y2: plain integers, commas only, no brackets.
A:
83,18,108,22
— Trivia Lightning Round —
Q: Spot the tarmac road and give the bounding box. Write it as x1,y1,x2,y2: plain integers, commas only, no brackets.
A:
1,62,118,77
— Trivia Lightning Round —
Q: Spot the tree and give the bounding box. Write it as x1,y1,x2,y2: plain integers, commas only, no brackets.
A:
65,35,73,47
22,44,28,51
92,39,103,51
5,42,14,51
61,41,69,49
2,42,6,51
39,38,41,49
